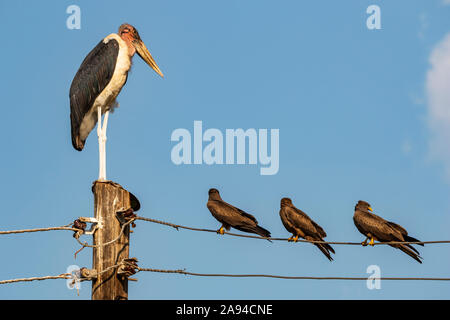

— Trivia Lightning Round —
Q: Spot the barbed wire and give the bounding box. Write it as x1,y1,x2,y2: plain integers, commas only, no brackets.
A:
135,216,450,246
136,267,450,281
1,216,449,247
3,262,450,285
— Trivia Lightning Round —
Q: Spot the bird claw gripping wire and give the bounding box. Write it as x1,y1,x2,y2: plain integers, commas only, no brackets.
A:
117,258,139,279
116,208,137,228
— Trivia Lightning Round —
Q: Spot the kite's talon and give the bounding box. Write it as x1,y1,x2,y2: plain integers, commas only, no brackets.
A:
217,227,225,235
369,237,375,246
293,235,299,242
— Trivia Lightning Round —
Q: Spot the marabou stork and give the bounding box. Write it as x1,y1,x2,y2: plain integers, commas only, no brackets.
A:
69,23,163,181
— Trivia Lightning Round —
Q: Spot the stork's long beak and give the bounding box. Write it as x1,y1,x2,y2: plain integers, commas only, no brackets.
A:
133,39,164,78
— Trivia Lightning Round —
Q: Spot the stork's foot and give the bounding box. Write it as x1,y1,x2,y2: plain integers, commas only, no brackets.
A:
216,227,225,235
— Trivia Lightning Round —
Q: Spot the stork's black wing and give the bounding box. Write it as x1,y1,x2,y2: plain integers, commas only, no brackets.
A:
69,39,119,151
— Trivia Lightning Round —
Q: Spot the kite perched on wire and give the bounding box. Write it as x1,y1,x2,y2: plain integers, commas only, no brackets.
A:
353,200,423,263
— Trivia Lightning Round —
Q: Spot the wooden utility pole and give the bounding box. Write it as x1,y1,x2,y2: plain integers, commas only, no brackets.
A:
91,180,139,300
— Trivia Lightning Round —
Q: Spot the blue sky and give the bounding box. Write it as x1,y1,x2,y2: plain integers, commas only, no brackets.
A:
1,0,450,299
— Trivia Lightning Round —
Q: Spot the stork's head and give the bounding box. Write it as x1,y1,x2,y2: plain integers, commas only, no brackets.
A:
118,23,164,77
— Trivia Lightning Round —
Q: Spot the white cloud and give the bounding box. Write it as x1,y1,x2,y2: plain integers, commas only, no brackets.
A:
426,33,450,176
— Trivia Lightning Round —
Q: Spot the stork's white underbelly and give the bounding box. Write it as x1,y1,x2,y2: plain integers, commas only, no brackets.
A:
79,33,132,142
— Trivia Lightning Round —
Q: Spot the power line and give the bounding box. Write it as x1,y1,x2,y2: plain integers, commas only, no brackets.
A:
0,219,135,257
1,216,449,247
0,274,72,285
0,263,123,286
135,216,450,246
0,223,79,235
3,263,450,285
137,268,450,281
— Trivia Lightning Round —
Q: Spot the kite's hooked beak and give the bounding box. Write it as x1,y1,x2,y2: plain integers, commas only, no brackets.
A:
133,39,164,78
368,207,373,212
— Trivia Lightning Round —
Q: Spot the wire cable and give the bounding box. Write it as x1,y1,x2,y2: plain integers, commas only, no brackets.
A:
136,267,450,281
1,217,448,246
3,262,450,285
135,216,450,246
0,223,79,235
0,274,72,285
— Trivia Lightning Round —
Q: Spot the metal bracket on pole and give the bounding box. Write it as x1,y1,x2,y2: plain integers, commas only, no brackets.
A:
80,267,98,280
117,257,139,280
79,216,102,234
116,208,137,228
72,217,102,239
